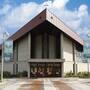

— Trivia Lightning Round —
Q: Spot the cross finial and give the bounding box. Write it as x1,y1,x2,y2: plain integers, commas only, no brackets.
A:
44,0,54,9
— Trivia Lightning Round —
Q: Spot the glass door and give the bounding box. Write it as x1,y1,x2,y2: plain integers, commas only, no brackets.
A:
37,63,45,77
54,63,61,77
30,63,38,77
46,63,53,77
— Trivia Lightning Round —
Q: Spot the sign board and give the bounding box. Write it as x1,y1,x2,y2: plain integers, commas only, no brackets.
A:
4,40,13,62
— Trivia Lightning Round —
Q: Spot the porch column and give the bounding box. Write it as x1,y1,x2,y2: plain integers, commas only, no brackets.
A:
73,43,77,75
28,63,30,78
28,33,31,78
60,33,64,77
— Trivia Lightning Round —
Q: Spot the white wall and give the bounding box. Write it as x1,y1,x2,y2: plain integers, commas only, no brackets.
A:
63,36,73,62
63,36,74,73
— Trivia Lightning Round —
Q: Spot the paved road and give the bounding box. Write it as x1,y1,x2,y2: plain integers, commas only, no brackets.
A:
0,78,90,90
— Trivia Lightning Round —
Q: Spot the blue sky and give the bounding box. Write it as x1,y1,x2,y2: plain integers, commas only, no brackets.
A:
0,0,90,43
67,0,90,14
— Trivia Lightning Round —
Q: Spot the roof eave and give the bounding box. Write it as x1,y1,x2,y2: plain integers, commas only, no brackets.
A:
9,9,47,41
46,9,84,46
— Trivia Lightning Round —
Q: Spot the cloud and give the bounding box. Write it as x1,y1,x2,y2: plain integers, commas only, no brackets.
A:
4,2,39,29
53,0,69,8
0,4,11,15
78,4,88,17
0,0,90,43
49,3,90,41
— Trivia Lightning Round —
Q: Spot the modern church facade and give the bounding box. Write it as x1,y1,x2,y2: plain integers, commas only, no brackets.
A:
0,9,85,78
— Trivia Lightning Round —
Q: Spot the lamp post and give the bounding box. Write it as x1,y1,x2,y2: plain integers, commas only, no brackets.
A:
1,32,9,82
1,37,4,82
87,32,90,72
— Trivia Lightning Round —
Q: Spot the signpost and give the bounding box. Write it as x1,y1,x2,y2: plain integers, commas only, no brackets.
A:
1,32,13,82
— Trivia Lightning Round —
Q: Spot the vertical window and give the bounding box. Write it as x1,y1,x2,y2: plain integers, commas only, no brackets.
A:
56,33,60,58
42,33,49,58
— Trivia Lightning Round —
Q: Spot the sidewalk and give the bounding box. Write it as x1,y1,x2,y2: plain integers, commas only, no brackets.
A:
0,79,18,89
0,79,27,90
63,78,90,90
0,78,90,90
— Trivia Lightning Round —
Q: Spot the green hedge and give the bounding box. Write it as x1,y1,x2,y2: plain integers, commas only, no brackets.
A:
0,71,28,78
77,72,90,78
16,71,27,77
0,71,11,78
3,71,11,78
65,71,90,78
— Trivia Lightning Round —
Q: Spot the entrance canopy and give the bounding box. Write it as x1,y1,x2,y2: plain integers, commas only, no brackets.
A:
28,59,65,63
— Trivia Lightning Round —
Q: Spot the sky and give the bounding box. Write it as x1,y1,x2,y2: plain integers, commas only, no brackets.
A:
0,0,90,43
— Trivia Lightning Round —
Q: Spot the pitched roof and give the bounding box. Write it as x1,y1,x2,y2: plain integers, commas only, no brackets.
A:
0,9,83,50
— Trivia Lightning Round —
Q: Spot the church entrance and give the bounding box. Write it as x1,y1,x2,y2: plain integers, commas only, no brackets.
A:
30,62,62,78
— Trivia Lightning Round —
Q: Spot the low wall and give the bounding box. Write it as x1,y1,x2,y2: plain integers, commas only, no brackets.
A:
0,62,13,74
64,62,90,74
0,61,29,74
77,62,90,72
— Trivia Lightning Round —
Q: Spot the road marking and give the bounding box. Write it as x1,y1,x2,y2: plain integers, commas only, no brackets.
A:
43,79,58,90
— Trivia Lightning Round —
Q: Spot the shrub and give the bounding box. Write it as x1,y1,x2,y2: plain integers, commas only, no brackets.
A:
65,71,74,77
65,71,90,78
3,71,11,78
77,72,90,78
16,71,27,77
22,71,27,77
0,71,28,78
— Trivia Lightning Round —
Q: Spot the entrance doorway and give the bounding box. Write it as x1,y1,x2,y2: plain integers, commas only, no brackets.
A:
30,62,62,78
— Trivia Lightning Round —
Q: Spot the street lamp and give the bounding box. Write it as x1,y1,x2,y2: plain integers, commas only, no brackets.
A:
1,31,9,82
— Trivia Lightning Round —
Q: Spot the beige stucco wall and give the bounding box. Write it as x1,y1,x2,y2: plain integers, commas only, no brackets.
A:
62,35,90,73
64,62,73,73
63,36,73,62
18,61,29,72
18,34,29,61
63,36,74,73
